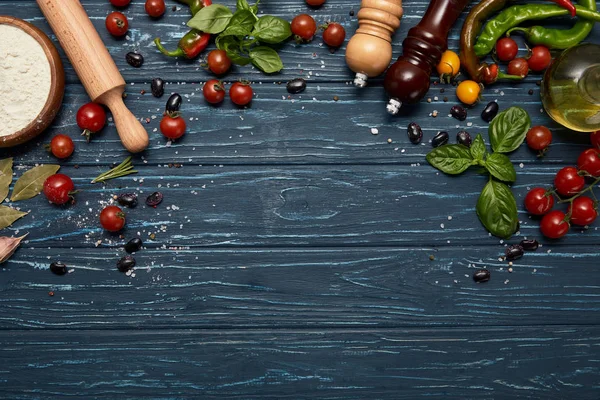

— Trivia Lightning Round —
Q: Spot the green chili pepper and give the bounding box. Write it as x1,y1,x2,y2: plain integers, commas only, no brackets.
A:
474,3,600,57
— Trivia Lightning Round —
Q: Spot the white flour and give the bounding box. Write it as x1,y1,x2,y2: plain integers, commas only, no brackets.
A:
0,24,52,137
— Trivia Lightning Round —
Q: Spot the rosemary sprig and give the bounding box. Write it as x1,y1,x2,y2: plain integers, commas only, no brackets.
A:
91,157,138,184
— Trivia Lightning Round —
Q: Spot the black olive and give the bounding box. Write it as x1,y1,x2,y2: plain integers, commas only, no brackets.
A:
473,269,490,283
407,122,423,144
50,262,68,276
125,238,143,253
457,130,472,147
505,244,524,261
117,255,136,272
126,52,144,68
165,93,182,113
117,193,138,208
481,101,499,122
146,192,163,207
286,78,306,94
450,105,467,121
432,131,449,148
151,78,165,98
520,239,539,251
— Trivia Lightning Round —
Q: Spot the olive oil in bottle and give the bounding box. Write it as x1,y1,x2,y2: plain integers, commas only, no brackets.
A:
541,43,600,132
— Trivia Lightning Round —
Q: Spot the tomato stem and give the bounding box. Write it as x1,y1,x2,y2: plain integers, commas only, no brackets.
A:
557,176,600,204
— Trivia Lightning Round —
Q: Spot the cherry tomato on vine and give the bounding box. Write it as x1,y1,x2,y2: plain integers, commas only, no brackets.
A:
456,80,481,105
110,0,131,6
436,50,460,78
100,205,126,232
526,125,552,151
145,0,166,17
591,131,600,150
203,79,225,104
524,187,554,215
48,134,75,159
77,103,106,142
528,46,552,72
160,115,187,140
495,37,518,62
507,57,529,78
306,0,326,6
577,148,600,177
229,82,253,106
206,50,231,75
322,23,346,47
554,166,585,197
540,210,569,239
105,11,129,37
291,14,317,41
43,174,75,205
568,196,598,226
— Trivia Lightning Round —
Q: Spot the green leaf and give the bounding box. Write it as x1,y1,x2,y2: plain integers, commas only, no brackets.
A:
489,106,531,153
0,205,28,230
470,134,486,161
249,46,283,73
252,16,292,44
0,158,13,203
476,179,518,239
216,35,252,65
485,153,516,182
425,144,474,175
236,0,250,10
250,0,260,14
221,9,255,36
10,164,60,202
187,4,233,34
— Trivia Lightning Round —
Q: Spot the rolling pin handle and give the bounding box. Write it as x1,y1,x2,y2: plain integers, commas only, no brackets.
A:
101,89,149,153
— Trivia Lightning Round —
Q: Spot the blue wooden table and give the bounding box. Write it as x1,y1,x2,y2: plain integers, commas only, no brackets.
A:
1,0,599,398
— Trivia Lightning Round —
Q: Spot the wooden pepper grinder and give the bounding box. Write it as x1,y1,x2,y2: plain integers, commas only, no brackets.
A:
383,0,471,114
345,0,403,88
37,0,149,153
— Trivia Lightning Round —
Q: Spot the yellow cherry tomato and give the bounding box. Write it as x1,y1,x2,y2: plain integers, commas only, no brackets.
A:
456,80,481,105
437,50,460,77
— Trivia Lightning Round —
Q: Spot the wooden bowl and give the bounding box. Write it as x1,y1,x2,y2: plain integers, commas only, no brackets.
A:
0,16,65,148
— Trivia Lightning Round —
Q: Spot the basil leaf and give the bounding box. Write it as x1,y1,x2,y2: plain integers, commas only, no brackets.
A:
426,144,474,175
10,164,60,202
222,9,255,36
476,179,518,239
249,46,283,73
250,0,260,14
216,35,252,65
0,158,13,203
236,0,250,10
470,134,486,161
252,16,292,44
0,205,28,230
187,4,233,34
485,153,516,182
489,107,531,153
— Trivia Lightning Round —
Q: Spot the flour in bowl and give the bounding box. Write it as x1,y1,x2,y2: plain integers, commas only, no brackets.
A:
0,24,52,137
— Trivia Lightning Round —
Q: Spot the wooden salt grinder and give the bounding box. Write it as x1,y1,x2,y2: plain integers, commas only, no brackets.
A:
37,0,149,153
345,0,403,88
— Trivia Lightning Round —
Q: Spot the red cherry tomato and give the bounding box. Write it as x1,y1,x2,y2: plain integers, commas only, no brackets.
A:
145,0,166,17
49,134,75,159
568,196,598,226
291,14,317,41
323,23,346,47
540,210,569,239
110,0,131,6
528,46,552,72
43,174,75,205
495,37,518,62
206,50,231,75
526,125,552,151
100,205,126,232
524,187,554,215
203,79,225,104
591,131,600,150
507,57,529,78
306,0,326,5
554,166,585,197
229,82,253,106
577,148,600,177
77,103,106,141
105,11,129,37
160,115,187,140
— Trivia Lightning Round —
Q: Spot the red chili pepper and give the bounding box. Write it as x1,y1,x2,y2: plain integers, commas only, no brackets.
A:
550,0,576,16
154,31,210,59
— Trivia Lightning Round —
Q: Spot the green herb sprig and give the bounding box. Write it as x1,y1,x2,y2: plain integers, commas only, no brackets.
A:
187,0,291,73
426,106,531,239
92,157,138,184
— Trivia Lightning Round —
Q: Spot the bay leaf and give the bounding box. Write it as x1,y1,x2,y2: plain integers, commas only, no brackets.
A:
0,158,13,203
0,205,28,230
10,164,60,202
0,234,27,264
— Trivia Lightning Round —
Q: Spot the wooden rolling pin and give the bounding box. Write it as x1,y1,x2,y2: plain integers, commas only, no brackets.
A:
37,0,149,153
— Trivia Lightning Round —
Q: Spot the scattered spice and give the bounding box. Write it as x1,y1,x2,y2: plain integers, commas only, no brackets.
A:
48,291,54,297
528,89,534,95
333,95,339,101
